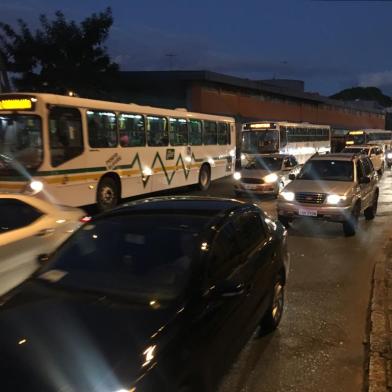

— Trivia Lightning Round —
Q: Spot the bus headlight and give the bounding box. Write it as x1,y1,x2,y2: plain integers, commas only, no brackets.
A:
264,173,278,183
281,191,295,201
326,194,346,205
233,171,242,180
387,153,392,159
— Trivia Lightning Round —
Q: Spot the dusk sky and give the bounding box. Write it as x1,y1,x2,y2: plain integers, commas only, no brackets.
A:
1,0,391,96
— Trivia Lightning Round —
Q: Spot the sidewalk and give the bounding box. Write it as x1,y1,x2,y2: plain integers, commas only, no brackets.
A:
368,237,392,391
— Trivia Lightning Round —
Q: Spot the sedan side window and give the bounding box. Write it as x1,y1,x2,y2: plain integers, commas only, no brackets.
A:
234,212,266,253
208,222,241,281
0,199,42,232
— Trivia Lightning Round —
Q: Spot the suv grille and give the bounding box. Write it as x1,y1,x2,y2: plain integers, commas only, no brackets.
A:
241,177,264,184
295,192,326,204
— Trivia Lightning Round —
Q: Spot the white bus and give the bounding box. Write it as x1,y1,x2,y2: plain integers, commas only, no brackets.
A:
345,129,392,151
0,93,236,210
241,121,331,164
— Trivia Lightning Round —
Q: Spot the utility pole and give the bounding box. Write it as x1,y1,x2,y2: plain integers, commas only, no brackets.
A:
165,53,177,70
0,50,11,92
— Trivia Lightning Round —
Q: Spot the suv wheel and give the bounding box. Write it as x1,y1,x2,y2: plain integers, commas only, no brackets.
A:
342,203,360,236
364,191,378,220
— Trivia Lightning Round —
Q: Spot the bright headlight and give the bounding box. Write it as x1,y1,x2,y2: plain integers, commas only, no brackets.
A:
326,194,346,205
264,173,278,183
387,153,392,159
233,171,242,180
241,153,246,160
30,180,44,193
281,191,295,201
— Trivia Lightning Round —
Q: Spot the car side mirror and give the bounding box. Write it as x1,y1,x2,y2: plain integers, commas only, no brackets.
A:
288,173,296,181
359,176,371,184
37,254,50,265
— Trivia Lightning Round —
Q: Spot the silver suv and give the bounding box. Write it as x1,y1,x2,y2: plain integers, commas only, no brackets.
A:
277,153,379,236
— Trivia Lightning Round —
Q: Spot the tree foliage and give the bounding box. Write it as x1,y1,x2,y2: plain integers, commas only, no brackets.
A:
331,86,392,107
0,8,119,97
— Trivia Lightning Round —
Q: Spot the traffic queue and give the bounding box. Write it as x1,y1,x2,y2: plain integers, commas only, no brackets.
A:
0,95,391,392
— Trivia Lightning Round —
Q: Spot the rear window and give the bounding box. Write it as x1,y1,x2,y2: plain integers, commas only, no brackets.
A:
0,199,42,232
39,214,210,301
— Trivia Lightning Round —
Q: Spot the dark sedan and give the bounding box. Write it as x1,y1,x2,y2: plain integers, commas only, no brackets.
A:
0,196,289,392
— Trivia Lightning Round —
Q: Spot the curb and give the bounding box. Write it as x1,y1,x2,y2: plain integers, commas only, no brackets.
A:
368,244,392,391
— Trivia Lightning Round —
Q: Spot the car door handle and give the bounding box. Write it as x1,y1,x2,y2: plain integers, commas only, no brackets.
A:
35,228,55,237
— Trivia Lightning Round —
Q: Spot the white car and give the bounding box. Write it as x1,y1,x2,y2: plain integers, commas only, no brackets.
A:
0,194,85,295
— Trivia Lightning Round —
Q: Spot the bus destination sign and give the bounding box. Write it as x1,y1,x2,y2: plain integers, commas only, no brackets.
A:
0,97,36,111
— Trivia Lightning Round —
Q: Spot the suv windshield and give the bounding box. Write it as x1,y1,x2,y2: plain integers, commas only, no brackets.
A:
245,157,283,171
0,115,43,172
38,214,208,302
298,160,353,181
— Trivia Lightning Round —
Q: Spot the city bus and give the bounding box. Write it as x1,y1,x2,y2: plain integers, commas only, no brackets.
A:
241,121,331,164
0,93,236,210
345,129,392,151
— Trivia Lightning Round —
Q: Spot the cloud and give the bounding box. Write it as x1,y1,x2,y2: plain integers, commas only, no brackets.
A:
359,70,392,88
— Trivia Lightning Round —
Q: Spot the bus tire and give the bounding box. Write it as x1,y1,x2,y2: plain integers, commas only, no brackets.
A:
97,176,120,212
198,164,211,191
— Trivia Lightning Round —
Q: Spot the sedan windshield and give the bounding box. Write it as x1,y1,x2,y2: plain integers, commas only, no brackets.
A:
298,160,353,181
245,157,283,171
39,214,208,302
0,115,43,171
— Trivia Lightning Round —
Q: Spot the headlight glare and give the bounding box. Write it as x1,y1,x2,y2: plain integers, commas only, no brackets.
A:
326,194,346,205
233,171,242,180
264,173,278,183
30,180,44,193
281,191,295,201
387,153,392,159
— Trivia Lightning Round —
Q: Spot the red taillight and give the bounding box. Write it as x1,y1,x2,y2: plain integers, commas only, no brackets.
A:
80,216,92,223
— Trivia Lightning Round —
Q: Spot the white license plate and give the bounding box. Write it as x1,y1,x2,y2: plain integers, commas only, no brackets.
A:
299,209,317,217
243,184,256,190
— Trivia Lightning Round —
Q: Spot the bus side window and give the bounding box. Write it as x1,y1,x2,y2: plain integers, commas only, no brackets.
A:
189,119,202,145
280,126,287,147
147,116,168,147
49,106,83,167
203,121,217,145
87,110,117,148
118,113,145,147
217,122,229,145
169,118,188,146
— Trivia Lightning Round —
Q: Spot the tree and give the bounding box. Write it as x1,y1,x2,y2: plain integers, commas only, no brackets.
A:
330,86,392,108
0,8,119,97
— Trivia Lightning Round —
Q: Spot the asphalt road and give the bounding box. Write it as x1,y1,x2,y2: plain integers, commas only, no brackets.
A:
181,172,392,392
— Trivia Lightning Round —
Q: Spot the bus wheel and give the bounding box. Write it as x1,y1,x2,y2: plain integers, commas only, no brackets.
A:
198,164,211,191
97,176,120,211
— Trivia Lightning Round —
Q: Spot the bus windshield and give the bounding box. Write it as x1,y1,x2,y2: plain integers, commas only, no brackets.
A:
347,134,366,145
0,115,43,171
242,130,279,153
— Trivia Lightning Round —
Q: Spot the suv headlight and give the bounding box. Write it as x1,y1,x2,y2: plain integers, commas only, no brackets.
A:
264,173,278,183
326,194,346,205
281,191,295,201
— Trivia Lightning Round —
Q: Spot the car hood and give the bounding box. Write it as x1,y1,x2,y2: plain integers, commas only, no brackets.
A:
241,169,280,178
284,180,354,195
0,281,182,391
